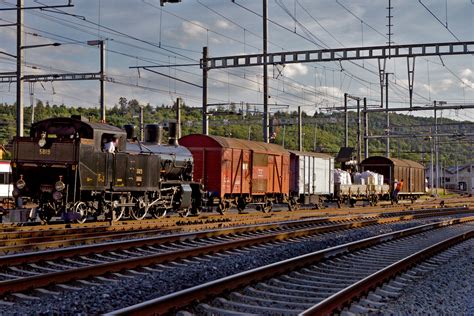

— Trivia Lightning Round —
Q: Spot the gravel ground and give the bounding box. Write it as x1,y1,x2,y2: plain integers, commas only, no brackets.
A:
0,216,470,315
376,239,474,315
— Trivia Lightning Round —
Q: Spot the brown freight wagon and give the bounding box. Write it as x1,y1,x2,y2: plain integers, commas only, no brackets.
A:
179,134,290,213
360,156,426,201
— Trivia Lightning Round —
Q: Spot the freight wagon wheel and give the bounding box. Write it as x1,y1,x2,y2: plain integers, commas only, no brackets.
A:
130,197,148,220
262,201,273,213
237,197,246,213
216,202,226,215
73,201,88,224
288,198,298,211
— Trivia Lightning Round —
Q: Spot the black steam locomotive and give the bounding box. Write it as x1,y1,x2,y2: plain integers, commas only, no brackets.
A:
11,116,202,223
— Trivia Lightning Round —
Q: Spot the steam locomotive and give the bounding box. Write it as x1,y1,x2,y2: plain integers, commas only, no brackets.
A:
11,116,202,223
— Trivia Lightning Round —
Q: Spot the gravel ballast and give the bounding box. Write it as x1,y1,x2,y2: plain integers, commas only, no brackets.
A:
0,216,471,314
375,239,474,315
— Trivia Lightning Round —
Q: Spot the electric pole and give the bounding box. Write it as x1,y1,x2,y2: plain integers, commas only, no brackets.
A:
16,0,24,137
263,0,269,143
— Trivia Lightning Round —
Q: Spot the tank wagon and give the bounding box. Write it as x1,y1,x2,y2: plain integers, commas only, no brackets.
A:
11,116,202,223
288,150,334,209
179,134,290,213
360,156,426,202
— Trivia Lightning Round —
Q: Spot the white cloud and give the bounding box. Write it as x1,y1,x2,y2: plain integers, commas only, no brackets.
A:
283,63,308,78
215,19,233,30
181,20,207,38
461,68,473,78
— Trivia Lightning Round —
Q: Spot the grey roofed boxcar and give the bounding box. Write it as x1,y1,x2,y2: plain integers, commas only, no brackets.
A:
360,156,426,197
288,150,334,208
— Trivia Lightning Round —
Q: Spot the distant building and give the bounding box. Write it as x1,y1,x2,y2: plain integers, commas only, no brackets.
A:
437,163,474,193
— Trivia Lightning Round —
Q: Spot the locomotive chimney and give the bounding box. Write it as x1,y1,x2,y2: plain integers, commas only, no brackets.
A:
123,124,136,140
168,121,178,146
144,124,163,144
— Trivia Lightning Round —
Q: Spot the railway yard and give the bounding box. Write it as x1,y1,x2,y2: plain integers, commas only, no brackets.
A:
1,1,474,315
0,195,472,315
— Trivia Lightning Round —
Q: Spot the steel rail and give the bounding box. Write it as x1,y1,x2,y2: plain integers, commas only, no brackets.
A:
2,211,467,296
302,230,474,315
0,207,467,265
105,216,474,315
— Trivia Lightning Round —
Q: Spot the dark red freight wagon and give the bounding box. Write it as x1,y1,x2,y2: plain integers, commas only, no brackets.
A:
179,134,290,213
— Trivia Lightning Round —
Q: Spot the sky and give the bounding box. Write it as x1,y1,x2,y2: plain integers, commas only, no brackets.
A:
0,0,473,122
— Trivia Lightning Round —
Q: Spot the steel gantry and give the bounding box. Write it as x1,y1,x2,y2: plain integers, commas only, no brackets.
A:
201,41,474,143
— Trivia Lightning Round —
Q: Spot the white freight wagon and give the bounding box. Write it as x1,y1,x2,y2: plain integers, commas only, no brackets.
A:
289,150,334,208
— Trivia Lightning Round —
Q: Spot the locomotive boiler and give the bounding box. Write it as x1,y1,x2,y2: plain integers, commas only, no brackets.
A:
11,116,202,223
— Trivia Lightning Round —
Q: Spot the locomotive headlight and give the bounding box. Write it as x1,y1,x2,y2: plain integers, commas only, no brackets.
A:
52,191,63,201
16,178,26,190
55,180,65,191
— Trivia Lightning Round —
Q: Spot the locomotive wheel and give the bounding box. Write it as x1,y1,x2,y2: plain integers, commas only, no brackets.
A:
178,208,191,217
38,210,52,225
131,207,148,220
74,201,88,224
152,208,167,219
113,197,126,222
130,197,148,220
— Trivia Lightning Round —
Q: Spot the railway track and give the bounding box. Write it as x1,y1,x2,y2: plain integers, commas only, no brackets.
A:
0,208,472,313
1,204,470,254
108,217,474,315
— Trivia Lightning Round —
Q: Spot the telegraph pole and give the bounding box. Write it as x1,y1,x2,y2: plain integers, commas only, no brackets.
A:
263,0,269,143
16,0,24,137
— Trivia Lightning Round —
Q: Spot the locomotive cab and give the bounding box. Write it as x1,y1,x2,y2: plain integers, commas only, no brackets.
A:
12,116,125,222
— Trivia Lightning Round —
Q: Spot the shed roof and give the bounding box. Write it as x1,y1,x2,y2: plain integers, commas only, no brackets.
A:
180,134,289,155
361,156,424,169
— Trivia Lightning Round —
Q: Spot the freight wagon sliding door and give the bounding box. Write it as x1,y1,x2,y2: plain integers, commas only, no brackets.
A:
222,149,232,194
267,154,288,195
251,153,267,195
229,149,251,195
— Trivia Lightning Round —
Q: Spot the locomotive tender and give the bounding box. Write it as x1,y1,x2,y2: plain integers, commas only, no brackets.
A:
11,116,202,223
